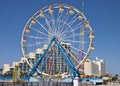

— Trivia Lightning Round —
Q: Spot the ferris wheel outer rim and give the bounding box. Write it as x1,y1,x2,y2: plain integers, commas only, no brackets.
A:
21,3,94,75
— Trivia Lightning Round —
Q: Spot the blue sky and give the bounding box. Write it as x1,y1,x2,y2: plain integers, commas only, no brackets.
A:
0,0,120,76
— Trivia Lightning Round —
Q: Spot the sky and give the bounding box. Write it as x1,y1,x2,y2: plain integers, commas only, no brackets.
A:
0,0,120,76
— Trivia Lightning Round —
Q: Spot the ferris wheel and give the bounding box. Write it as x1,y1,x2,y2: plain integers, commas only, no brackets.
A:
21,4,94,76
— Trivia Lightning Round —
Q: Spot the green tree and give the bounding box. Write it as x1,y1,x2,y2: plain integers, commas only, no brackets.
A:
112,74,119,81
21,72,28,76
4,70,13,76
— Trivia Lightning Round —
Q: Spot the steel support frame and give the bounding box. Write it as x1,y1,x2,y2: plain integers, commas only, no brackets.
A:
28,36,80,81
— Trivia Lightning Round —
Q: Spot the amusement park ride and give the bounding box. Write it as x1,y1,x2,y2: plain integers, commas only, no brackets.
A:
21,4,95,81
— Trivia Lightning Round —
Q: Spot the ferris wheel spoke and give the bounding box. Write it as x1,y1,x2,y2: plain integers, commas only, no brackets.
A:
57,10,63,21
60,26,71,36
56,8,66,21
73,20,85,28
59,19,73,34
66,25,81,35
44,15,53,34
71,46,87,55
59,16,69,33
63,35,73,39
51,14,56,33
50,12,60,34
68,14,79,26
56,11,66,33
30,27,50,38
60,13,79,34
61,22,83,35
24,35,48,40
56,20,63,35
69,13,78,23
63,33,80,39
35,19,52,36
63,33,72,37
81,41,89,45
56,12,65,34
61,39,80,44
25,41,48,47
59,12,69,33
59,42,79,63
45,11,55,34
59,23,71,37
69,17,78,26
55,21,62,34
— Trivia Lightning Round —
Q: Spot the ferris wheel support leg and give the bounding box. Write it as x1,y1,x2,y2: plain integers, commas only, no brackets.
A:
27,77,30,82
73,77,79,86
54,37,80,79
28,37,55,79
28,36,80,81
40,56,49,72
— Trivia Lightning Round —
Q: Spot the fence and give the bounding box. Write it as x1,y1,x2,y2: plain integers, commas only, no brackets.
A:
0,80,93,86
79,82,94,86
0,80,73,86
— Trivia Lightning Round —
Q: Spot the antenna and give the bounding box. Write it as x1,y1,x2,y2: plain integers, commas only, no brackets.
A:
82,0,84,12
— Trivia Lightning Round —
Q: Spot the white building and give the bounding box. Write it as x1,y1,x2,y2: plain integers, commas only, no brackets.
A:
2,64,10,74
84,58,99,76
12,62,19,68
84,57,106,77
94,57,106,76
